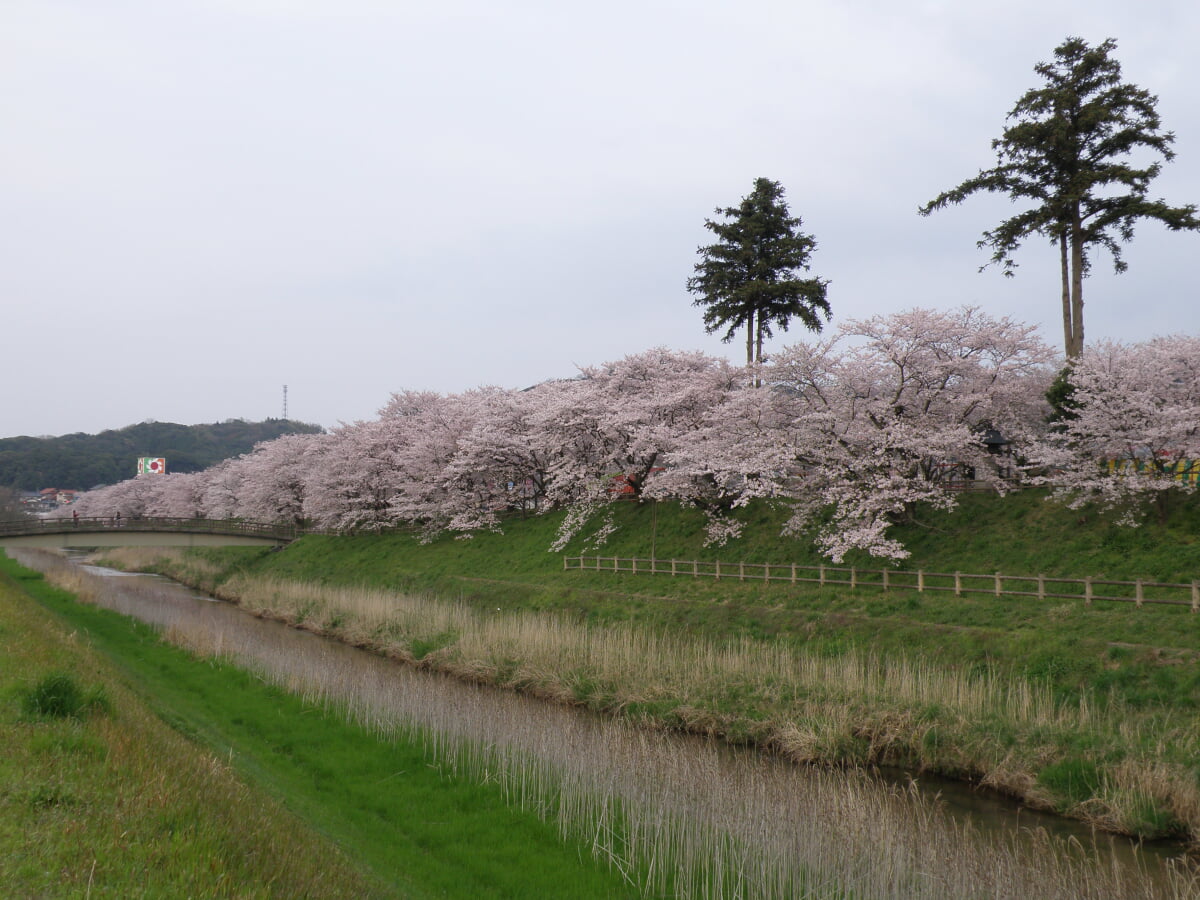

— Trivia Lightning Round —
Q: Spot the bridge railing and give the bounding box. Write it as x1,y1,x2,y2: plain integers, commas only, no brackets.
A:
0,516,298,541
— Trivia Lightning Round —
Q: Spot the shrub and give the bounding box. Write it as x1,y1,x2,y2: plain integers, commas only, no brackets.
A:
20,672,109,719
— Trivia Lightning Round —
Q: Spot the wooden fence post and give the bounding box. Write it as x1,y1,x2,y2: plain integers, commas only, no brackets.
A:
558,554,1183,615
1192,581,1198,613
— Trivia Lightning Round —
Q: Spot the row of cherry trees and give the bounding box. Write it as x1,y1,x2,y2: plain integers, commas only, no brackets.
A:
1035,335,1200,523
62,308,1200,560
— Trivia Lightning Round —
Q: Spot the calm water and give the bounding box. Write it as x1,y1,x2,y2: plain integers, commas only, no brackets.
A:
17,549,1194,899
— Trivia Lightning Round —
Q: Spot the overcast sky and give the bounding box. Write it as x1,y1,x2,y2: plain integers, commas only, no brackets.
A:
3,1,1199,439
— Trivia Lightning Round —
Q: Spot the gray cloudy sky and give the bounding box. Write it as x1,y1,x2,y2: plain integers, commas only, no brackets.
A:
3,0,1199,439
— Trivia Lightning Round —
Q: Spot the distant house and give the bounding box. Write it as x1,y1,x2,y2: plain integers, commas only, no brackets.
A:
32,488,76,508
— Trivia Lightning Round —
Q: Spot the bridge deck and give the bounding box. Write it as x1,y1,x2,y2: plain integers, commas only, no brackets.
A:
0,516,298,548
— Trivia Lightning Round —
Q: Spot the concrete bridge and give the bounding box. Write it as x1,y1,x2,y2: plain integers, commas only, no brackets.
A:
0,516,298,549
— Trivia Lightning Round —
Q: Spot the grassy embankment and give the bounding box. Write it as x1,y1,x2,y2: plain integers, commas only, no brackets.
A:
22,549,1198,900
0,556,382,897
0,554,640,898
100,489,1200,843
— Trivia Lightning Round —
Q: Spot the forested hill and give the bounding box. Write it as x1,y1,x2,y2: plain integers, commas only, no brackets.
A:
0,419,325,491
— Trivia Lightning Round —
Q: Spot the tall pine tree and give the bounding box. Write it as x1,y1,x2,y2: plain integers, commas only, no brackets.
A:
688,178,830,371
920,37,1200,359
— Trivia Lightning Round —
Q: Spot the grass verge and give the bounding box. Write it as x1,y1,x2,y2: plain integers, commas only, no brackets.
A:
91,492,1200,843
0,556,382,898
0,553,638,899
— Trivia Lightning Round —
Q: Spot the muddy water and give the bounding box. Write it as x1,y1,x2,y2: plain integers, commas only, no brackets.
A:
23,550,1196,898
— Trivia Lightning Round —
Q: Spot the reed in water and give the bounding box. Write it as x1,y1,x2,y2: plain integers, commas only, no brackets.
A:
15,547,1199,899
99,546,1200,844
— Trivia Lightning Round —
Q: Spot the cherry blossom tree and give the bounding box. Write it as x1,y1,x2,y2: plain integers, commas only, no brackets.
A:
386,390,488,538
301,417,404,532
776,307,1055,560
235,432,327,525
646,374,788,545
533,348,739,549
58,318,1059,562
68,474,161,519
666,308,1056,560
143,472,207,518
198,459,245,520
300,391,469,532
407,386,557,538
66,482,122,518
1034,336,1200,523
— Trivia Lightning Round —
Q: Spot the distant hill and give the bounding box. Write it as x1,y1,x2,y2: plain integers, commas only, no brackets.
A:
0,419,325,492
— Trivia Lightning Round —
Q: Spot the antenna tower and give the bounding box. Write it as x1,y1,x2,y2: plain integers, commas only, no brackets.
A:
282,384,288,420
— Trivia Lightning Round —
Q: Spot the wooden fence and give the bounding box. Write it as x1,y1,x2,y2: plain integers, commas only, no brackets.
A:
563,555,1200,611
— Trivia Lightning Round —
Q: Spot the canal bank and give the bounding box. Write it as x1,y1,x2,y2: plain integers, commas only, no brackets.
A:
9,546,1198,898
1,550,638,899
99,528,1200,848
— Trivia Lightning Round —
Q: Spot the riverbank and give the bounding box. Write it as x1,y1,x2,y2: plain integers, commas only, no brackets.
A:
0,556,383,897
0,553,643,898
20,546,1200,899
96,492,1200,844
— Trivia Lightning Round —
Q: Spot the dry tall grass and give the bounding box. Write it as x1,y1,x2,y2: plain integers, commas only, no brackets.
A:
190,568,1200,832
15,548,1199,900
87,547,1200,841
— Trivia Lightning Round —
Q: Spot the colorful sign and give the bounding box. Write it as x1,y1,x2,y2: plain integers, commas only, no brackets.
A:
137,457,167,475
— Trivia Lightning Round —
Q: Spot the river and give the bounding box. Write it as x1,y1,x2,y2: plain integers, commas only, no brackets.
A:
12,547,1197,899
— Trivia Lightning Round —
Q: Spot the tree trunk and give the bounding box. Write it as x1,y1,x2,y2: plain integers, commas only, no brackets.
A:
745,309,755,367
1155,489,1170,525
746,309,762,387
1059,233,1073,358
1068,213,1085,358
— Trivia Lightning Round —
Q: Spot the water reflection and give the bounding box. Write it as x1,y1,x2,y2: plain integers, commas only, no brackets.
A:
19,549,1196,899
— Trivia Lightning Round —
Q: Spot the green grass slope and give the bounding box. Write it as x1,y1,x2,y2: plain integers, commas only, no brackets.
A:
0,558,382,898
171,490,1200,707
1,554,639,898
107,490,1200,840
